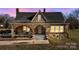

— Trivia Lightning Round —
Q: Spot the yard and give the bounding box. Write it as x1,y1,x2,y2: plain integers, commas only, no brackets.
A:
0,29,79,50
69,29,79,49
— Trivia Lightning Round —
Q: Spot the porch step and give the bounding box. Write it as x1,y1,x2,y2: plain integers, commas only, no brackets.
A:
32,40,49,44
34,34,45,40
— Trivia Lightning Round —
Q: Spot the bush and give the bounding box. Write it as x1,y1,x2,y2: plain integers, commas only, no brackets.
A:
48,34,68,46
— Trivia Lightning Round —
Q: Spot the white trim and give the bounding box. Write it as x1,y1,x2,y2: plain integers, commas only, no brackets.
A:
40,12,48,22
31,10,47,22
31,11,39,22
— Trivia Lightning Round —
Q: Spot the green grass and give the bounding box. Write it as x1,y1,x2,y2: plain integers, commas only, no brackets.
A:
69,29,79,48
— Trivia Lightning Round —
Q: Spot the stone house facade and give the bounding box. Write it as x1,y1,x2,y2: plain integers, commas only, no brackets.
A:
0,8,69,40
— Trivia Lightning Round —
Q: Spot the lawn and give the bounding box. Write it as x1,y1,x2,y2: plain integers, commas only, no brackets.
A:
69,29,79,48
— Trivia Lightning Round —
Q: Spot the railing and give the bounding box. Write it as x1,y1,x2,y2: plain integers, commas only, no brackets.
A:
0,34,33,40
14,35,32,38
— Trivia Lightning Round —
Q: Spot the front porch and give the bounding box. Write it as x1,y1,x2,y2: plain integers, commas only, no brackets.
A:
0,23,69,46
0,24,47,40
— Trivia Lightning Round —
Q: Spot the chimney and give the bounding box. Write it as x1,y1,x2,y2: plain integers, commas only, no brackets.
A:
43,8,46,13
16,8,19,14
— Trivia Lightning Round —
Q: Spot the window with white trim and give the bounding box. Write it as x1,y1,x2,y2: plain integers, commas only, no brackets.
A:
50,26,64,33
50,26,54,32
60,26,64,32
55,26,59,32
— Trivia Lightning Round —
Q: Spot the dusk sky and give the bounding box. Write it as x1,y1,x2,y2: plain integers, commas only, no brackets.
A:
0,8,78,17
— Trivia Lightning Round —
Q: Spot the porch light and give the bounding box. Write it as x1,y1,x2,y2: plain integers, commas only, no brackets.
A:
0,24,4,27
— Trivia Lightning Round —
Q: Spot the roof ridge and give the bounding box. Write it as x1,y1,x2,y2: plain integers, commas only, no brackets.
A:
18,12,37,13
18,12,62,13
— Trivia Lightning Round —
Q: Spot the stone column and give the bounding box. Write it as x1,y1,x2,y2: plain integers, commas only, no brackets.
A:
64,24,69,38
65,24,69,32
11,29,14,38
46,27,50,39
32,29,36,44
11,24,15,38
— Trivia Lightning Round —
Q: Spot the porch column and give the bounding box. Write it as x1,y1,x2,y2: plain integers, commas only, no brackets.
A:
64,24,70,38
11,24,15,38
46,27,50,39
32,29,35,39
32,29,36,44
11,29,14,38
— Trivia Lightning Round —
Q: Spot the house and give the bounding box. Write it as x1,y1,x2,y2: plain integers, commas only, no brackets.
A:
0,8,69,40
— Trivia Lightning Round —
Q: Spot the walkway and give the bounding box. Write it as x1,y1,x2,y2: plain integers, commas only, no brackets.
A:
0,40,49,45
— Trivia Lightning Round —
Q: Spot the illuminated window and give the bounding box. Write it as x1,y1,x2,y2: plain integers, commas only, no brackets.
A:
50,26,64,33
60,26,64,32
50,26,54,32
55,26,59,32
23,26,30,32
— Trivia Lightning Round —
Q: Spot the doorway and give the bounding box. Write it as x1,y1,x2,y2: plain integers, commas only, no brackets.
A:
34,25,46,40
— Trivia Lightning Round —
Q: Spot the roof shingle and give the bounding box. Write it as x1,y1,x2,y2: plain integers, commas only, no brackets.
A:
15,12,64,23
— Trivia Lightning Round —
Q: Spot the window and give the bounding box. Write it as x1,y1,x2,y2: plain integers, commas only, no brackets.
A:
50,26,54,32
60,26,64,32
38,15,41,22
23,26,30,32
50,26,64,33
55,26,59,32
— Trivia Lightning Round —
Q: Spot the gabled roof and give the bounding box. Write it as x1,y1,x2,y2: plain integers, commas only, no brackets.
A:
43,12,64,23
31,10,47,22
15,11,65,23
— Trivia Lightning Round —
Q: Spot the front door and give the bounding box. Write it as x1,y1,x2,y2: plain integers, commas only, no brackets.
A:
34,25,46,40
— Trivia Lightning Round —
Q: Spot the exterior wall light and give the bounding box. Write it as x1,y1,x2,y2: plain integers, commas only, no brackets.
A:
0,24,4,27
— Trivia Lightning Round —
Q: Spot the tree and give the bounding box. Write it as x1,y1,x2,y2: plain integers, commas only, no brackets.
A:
71,9,79,19
65,13,79,29
0,14,15,28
